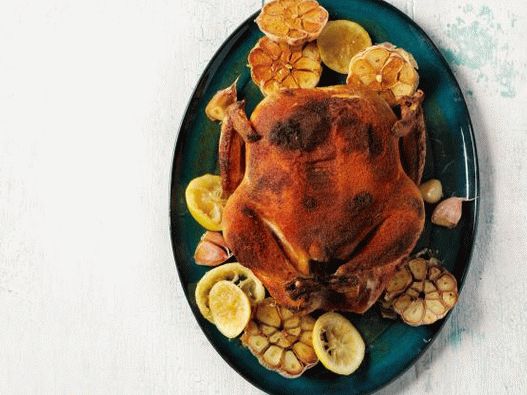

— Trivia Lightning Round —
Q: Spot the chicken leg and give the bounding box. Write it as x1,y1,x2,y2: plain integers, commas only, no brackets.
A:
222,195,322,312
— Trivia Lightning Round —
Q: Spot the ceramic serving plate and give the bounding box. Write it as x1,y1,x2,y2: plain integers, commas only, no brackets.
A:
170,0,479,393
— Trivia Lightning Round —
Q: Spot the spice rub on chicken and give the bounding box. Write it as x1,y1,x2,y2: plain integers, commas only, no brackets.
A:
220,85,426,314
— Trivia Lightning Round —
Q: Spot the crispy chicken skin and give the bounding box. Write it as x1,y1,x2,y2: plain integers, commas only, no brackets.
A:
221,86,426,313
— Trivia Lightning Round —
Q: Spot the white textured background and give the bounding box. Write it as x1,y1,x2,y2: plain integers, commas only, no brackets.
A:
0,0,526,394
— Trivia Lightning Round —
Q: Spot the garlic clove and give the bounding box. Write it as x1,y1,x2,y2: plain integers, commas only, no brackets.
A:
431,197,464,229
419,179,443,204
193,231,233,266
202,230,227,246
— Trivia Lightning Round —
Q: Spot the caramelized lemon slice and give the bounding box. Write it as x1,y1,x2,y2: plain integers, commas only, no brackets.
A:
312,312,365,375
317,20,372,74
209,280,252,338
185,174,224,231
195,263,266,323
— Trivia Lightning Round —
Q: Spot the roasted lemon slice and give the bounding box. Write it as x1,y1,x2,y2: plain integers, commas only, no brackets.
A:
248,36,322,96
317,20,372,74
209,280,252,338
312,312,365,375
346,43,419,105
195,263,266,323
256,0,329,46
185,174,224,231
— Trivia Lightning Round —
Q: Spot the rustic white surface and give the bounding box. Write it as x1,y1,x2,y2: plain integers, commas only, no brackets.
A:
0,0,526,394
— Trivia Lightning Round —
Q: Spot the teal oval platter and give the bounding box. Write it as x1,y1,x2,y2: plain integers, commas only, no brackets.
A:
169,0,479,393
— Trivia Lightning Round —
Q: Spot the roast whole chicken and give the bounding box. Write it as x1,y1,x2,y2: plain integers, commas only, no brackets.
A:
219,85,426,314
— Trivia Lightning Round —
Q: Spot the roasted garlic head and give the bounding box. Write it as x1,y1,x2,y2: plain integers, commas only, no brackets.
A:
383,255,458,326
241,298,318,378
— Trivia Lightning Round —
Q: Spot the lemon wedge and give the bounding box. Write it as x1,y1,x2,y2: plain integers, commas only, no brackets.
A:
317,20,372,74
209,280,251,338
185,174,224,231
312,312,365,375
